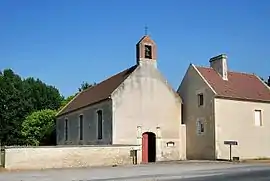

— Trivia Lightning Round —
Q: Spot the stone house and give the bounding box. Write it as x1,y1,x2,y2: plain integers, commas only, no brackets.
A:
56,35,186,163
56,34,270,163
178,54,270,160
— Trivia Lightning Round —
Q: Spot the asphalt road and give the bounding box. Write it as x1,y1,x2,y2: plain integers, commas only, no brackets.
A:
0,161,270,181
169,169,270,181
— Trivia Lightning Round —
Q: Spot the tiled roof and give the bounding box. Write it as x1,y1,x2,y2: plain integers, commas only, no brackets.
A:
196,66,270,102
57,65,138,116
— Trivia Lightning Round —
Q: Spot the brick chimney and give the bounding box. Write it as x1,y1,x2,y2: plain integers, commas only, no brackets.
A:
209,54,228,80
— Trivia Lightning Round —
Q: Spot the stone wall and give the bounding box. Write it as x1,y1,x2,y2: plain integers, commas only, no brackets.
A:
56,99,113,145
4,145,140,170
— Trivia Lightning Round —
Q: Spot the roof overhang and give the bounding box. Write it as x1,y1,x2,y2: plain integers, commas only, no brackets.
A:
56,98,111,118
214,95,270,104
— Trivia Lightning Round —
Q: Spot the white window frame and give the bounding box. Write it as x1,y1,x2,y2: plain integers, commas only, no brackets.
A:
254,109,262,127
196,118,205,135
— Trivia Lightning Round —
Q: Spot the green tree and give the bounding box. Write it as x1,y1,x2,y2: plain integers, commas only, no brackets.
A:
58,94,76,111
260,76,269,86
78,81,96,92
0,69,26,145
0,68,63,145
21,109,57,146
58,81,96,111
23,77,63,111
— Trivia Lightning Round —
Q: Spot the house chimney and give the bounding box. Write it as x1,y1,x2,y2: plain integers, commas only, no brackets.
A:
209,54,228,80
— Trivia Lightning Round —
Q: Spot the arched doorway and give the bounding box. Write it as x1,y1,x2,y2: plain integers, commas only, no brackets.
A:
142,132,156,163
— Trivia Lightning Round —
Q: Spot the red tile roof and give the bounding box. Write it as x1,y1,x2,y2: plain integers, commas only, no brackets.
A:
196,66,270,102
57,65,138,116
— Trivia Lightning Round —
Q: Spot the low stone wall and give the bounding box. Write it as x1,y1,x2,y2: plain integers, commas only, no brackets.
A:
4,145,141,170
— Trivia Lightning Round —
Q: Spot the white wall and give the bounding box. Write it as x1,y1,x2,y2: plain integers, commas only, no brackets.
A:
4,145,140,170
112,62,185,161
215,98,270,160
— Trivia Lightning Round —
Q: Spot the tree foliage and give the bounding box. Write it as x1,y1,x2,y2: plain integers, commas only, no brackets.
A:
0,68,97,146
260,76,270,86
0,69,28,145
58,81,96,110
58,94,76,111
78,81,96,92
0,69,63,145
23,77,63,111
21,109,57,146
0,66,269,146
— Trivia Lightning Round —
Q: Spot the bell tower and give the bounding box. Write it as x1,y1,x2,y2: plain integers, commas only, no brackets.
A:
136,32,157,67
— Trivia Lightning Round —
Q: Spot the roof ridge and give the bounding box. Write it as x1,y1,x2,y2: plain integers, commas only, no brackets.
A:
194,65,257,76
81,65,137,93
57,65,138,117
227,70,257,76
196,65,270,103
194,65,209,69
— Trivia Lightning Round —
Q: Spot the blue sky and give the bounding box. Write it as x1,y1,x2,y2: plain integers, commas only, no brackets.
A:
0,0,269,97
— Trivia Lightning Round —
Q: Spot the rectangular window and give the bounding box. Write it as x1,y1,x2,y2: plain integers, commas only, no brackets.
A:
254,110,262,126
97,110,103,140
144,45,152,59
65,118,68,141
181,104,184,124
196,118,205,135
198,93,204,106
79,115,83,140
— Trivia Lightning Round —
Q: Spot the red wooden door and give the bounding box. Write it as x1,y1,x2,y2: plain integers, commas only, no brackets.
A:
142,133,148,163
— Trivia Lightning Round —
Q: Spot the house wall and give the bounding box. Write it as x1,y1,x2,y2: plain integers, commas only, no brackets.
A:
111,61,185,161
4,145,140,170
177,64,216,160
215,98,270,160
56,100,113,145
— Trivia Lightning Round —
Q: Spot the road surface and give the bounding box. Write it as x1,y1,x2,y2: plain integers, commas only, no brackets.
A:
168,168,270,181
0,161,269,181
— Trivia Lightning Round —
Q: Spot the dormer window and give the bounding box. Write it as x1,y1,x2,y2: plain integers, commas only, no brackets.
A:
145,45,152,59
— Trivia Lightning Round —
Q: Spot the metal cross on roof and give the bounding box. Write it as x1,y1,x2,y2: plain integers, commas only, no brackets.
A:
144,25,148,35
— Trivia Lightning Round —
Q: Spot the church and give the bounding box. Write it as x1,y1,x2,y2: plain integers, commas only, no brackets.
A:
3,33,270,171
56,34,270,163
56,34,187,163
